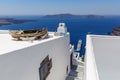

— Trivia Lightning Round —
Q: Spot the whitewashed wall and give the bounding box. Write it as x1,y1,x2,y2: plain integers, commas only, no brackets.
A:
85,35,99,80
0,35,70,80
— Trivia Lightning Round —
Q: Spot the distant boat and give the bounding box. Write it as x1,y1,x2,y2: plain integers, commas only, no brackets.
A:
87,32,92,34
76,39,82,51
9,29,48,40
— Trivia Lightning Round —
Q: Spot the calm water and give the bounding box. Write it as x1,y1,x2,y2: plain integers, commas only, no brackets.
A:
1,16,120,56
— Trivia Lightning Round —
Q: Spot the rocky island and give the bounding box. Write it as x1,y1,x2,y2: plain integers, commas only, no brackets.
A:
43,14,104,18
111,27,120,36
0,18,37,26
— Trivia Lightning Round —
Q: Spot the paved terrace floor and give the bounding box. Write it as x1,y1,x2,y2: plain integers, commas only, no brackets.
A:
0,32,61,55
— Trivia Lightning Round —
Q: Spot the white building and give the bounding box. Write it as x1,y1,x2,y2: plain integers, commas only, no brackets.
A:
0,31,71,80
85,35,120,80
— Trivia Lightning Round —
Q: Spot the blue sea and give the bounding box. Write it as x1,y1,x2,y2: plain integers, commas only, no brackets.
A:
1,16,120,56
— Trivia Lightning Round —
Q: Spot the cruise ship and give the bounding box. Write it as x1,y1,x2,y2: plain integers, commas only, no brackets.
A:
0,23,119,80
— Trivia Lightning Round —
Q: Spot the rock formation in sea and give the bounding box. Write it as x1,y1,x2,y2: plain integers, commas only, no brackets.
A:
111,27,120,36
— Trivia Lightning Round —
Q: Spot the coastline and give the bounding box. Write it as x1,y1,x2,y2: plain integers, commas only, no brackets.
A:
0,18,37,26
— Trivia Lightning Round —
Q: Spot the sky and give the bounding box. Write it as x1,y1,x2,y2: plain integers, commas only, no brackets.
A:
0,0,120,15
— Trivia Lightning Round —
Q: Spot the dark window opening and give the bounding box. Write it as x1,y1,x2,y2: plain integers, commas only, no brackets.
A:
66,65,69,74
70,53,73,69
39,55,52,80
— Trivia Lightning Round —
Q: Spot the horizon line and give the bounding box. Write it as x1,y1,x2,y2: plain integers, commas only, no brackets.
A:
0,13,120,16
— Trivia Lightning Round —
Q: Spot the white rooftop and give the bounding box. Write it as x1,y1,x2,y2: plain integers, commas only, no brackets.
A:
86,35,120,80
0,32,61,55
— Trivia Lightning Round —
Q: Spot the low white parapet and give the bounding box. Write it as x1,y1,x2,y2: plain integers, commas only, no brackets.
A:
0,30,9,34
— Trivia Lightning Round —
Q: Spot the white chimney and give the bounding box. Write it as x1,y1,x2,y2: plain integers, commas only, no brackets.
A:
57,23,67,34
